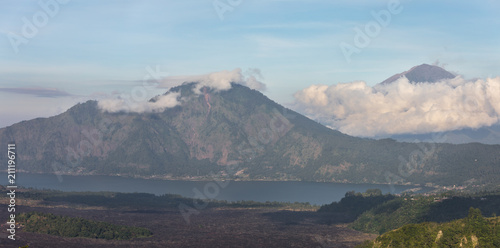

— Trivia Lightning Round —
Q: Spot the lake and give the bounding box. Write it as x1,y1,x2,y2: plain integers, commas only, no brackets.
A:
2,173,427,205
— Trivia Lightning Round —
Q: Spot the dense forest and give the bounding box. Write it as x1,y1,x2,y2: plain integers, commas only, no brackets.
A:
318,189,395,221
17,212,152,240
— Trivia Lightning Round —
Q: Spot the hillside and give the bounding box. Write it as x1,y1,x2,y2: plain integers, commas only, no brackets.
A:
1,82,500,186
317,191,500,247
350,192,500,235
356,208,500,248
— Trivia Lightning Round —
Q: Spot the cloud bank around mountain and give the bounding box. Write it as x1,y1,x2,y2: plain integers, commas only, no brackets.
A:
293,76,500,137
159,68,266,92
98,68,266,113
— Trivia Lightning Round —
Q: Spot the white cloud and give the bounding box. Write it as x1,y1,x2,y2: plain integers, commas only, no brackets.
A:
98,92,181,113
98,68,266,113
243,68,267,91
294,76,500,137
159,68,266,92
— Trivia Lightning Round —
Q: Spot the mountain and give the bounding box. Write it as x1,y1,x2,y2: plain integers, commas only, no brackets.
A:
379,64,456,85
1,82,500,186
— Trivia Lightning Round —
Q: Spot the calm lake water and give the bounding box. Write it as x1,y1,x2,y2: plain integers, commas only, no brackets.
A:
2,173,427,205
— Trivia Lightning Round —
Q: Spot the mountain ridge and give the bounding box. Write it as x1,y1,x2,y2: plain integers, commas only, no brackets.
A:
1,82,499,187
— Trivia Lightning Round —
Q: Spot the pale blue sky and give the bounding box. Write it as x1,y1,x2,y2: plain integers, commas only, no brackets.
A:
1,0,499,128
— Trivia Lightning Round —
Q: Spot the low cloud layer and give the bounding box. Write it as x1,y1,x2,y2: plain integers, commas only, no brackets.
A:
0,87,73,98
294,77,500,137
98,68,265,113
98,92,181,113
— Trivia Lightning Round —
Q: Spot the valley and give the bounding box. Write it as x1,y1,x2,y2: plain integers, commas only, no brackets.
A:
2,187,499,247
0,188,375,248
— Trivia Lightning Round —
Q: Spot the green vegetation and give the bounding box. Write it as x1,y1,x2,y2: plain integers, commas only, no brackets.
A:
349,192,500,234
351,195,434,234
316,189,500,247
17,212,152,240
36,191,202,209
356,208,500,248
318,189,395,220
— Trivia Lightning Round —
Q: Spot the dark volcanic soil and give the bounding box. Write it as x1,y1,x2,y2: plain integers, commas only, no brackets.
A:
0,204,376,248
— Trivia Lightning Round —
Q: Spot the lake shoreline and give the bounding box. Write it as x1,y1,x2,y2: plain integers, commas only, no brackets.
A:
0,172,431,205
8,169,434,189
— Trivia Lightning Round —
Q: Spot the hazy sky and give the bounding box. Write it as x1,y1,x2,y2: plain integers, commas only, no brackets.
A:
1,0,499,130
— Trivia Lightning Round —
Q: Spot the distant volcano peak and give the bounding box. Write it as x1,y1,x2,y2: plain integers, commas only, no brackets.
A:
380,63,456,85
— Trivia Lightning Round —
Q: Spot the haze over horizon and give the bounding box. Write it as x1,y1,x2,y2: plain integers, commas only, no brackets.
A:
1,1,499,136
